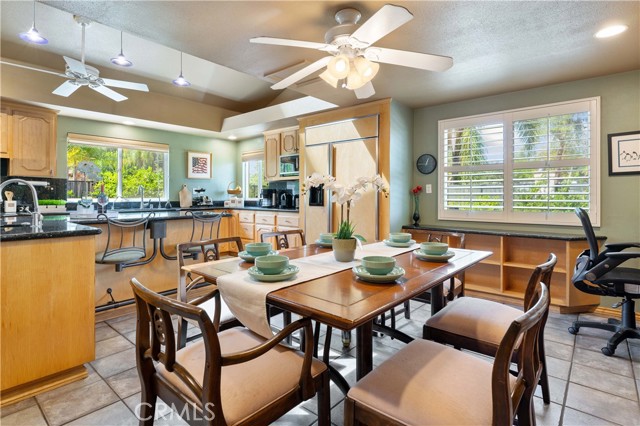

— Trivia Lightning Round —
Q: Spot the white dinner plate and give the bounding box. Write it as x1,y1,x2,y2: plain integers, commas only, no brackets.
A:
248,265,300,282
238,250,278,263
413,249,456,262
383,239,417,248
352,265,405,284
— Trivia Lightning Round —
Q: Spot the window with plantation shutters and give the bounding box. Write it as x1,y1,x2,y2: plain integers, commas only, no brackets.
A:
438,98,600,226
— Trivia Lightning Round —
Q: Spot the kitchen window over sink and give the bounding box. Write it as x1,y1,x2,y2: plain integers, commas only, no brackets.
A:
66,133,169,201
241,150,267,200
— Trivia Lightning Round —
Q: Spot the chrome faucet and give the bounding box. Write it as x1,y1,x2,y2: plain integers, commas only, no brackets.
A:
138,185,146,209
0,178,46,230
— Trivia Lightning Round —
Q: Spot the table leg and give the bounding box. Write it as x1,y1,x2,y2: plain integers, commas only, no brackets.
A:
356,320,373,380
430,282,444,315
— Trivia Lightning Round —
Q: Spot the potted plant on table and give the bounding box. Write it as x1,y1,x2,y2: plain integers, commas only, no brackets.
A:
303,173,389,262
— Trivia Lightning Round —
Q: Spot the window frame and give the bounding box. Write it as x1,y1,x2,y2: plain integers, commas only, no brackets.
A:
437,97,600,226
66,133,170,201
241,150,265,201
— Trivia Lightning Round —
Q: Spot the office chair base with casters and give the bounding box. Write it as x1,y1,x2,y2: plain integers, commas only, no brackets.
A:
568,296,639,356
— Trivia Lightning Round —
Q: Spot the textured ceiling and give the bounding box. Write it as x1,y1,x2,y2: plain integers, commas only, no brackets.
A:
1,1,638,137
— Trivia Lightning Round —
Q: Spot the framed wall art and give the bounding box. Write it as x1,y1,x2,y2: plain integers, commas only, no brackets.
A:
608,131,640,176
187,151,212,179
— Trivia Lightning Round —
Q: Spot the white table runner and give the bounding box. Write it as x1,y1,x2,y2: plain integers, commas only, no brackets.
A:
216,241,420,338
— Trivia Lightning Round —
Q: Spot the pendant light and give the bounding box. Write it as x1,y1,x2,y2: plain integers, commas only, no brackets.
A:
19,0,48,45
172,52,191,87
111,31,133,67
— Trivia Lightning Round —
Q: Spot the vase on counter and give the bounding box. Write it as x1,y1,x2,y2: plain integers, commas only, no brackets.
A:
97,184,109,213
332,238,357,262
412,196,420,226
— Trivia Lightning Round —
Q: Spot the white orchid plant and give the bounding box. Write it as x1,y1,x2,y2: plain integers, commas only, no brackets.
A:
302,173,389,240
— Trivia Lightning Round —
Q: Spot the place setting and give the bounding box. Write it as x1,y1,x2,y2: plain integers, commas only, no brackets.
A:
383,232,417,248
238,242,278,262
353,255,405,284
413,241,456,262
314,232,335,248
248,254,299,282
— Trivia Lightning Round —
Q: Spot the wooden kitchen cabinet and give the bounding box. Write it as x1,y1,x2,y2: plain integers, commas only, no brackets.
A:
1,100,57,176
403,226,601,313
0,105,12,158
264,126,299,181
238,211,255,245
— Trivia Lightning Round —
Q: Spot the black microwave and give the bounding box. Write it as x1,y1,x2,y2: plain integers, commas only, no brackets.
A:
279,154,299,177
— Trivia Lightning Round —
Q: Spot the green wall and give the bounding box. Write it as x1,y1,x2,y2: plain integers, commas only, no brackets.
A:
389,100,413,232
412,70,640,244
56,116,238,201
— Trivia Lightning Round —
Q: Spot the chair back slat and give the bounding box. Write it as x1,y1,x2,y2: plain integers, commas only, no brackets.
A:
96,213,153,269
261,229,306,249
188,211,223,243
492,282,549,425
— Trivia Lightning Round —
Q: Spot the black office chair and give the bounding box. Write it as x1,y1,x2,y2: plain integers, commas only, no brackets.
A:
568,208,640,356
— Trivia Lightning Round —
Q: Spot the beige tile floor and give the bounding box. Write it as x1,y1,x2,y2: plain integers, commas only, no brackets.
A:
2,303,640,426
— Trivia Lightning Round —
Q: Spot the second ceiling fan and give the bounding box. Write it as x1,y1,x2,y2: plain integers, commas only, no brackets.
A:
251,4,453,99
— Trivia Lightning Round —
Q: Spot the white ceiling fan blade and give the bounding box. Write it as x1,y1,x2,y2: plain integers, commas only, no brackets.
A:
349,4,413,48
102,78,149,92
368,47,453,72
90,85,127,102
251,37,337,52
271,56,332,90
354,81,375,99
0,60,67,78
52,80,80,97
63,56,87,75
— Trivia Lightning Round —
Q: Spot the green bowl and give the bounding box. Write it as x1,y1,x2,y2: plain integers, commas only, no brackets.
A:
389,232,412,243
319,233,335,243
420,242,449,255
361,256,396,275
245,242,272,257
255,255,289,275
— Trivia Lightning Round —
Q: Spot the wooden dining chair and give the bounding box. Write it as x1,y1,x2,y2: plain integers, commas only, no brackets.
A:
344,281,550,426
424,253,557,404
260,229,306,249
130,278,331,426
177,237,244,348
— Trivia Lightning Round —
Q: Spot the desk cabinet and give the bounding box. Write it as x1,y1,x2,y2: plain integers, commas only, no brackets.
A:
403,226,601,313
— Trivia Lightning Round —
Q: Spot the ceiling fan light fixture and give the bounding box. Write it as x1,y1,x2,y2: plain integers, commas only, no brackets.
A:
173,52,191,87
327,54,350,79
111,32,133,67
345,66,366,90
354,56,379,82
319,69,340,88
19,1,47,45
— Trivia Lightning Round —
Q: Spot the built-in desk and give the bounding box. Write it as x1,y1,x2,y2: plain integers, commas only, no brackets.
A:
403,225,603,313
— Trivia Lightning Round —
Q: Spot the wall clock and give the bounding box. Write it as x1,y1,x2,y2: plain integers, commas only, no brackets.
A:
416,154,437,174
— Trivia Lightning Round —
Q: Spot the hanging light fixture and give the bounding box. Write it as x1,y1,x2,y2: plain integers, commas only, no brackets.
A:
19,0,48,45
111,31,133,67
326,54,350,79
172,52,191,87
353,57,379,83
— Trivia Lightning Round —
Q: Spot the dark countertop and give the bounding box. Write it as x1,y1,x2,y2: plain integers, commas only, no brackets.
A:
1,216,102,242
402,224,606,241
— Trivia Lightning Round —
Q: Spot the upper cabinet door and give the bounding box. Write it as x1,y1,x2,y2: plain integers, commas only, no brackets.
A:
264,132,280,180
8,103,57,177
280,130,299,154
0,106,12,158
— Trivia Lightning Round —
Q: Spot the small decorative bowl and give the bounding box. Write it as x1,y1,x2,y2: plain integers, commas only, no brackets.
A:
255,255,289,275
361,256,396,275
245,242,272,257
389,232,412,243
420,242,449,255
319,233,335,243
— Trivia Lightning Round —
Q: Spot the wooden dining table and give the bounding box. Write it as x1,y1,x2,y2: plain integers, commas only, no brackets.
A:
183,243,491,382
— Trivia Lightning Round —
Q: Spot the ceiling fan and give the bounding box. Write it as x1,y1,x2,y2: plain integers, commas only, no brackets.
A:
251,4,453,99
2,16,148,102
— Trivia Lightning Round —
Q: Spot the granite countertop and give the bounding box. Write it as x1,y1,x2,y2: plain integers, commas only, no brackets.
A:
0,215,102,242
402,224,605,241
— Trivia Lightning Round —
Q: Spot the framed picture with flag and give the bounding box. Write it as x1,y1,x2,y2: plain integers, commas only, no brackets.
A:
187,151,212,179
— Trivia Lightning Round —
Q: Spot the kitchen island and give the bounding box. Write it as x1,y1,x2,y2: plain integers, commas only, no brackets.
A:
0,217,101,406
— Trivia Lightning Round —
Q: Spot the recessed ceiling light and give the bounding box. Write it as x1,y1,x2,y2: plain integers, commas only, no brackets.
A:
228,135,237,140
595,24,628,39
122,120,135,125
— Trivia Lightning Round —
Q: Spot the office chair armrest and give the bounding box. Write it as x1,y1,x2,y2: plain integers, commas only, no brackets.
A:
586,251,640,281
605,251,640,261
603,242,640,252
